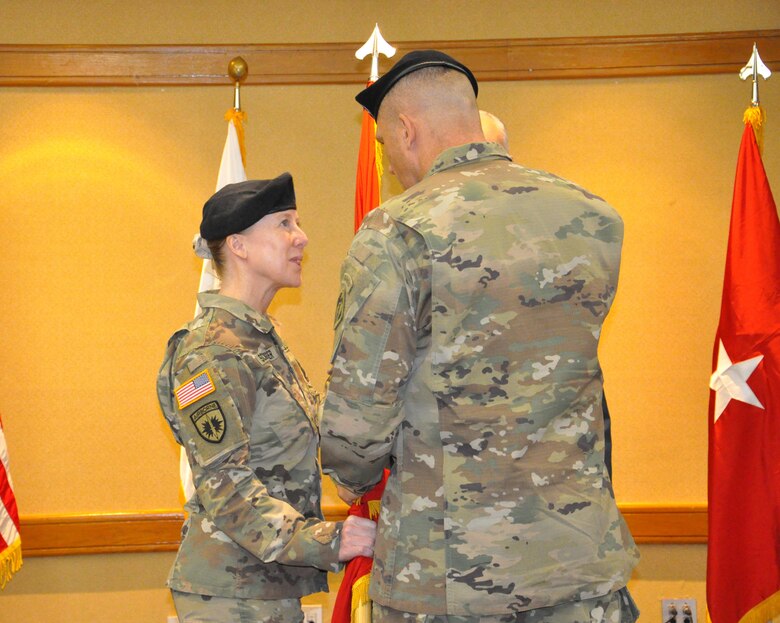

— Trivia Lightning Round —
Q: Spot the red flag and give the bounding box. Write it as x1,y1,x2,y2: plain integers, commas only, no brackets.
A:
0,414,22,588
332,471,388,623
354,84,382,233
707,120,780,623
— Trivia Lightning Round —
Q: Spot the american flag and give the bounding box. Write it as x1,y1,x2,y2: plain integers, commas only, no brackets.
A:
0,414,21,588
175,371,215,409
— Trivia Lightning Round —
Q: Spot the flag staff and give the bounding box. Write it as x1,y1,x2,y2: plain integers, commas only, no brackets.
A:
739,44,771,153
228,56,248,111
355,24,396,82
739,43,771,107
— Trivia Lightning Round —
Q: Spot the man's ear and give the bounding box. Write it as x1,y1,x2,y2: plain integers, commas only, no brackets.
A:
226,234,248,259
398,112,416,149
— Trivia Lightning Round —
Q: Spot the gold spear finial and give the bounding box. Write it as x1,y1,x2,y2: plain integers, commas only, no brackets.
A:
228,56,248,111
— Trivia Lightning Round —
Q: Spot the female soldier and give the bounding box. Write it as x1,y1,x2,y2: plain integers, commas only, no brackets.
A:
157,173,375,623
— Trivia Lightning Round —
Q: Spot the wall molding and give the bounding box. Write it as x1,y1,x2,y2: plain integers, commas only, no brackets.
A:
0,30,777,87
19,504,707,557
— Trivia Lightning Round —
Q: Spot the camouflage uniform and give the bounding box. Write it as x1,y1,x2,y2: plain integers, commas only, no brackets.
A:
321,143,639,616
171,590,305,623
157,291,341,605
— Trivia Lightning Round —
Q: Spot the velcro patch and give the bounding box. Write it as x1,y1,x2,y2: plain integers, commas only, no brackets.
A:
334,291,345,329
175,370,216,409
190,401,226,444
258,348,276,364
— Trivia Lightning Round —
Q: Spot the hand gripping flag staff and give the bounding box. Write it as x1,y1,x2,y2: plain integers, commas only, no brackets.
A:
180,57,249,502
331,25,394,623
707,44,780,623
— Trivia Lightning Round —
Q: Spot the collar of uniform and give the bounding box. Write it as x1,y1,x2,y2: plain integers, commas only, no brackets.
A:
425,142,511,179
196,291,275,333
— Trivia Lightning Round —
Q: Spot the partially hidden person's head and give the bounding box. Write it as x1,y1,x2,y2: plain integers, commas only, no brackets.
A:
356,50,483,190
196,173,308,289
479,110,509,152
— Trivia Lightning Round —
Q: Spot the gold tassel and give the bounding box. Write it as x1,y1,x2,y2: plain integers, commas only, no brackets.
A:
743,105,766,156
0,538,23,589
225,108,248,168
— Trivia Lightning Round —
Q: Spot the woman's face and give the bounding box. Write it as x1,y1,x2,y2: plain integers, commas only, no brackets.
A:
239,208,309,291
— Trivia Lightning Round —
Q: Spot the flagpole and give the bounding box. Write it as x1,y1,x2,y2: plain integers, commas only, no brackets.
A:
330,27,395,623
181,56,250,503
738,44,772,153
229,56,247,112
352,25,395,232
355,24,396,82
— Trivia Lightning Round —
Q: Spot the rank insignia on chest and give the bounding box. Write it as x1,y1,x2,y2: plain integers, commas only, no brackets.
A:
174,370,216,409
190,401,226,444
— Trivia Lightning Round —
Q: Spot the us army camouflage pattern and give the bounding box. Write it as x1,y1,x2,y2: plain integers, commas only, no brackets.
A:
172,590,306,623
321,143,639,616
372,586,639,623
157,291,341,600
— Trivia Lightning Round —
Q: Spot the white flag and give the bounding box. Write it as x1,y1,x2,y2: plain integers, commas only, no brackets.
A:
181,113,248,501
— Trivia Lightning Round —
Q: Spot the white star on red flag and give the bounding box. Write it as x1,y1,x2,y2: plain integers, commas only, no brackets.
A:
709,339,764,421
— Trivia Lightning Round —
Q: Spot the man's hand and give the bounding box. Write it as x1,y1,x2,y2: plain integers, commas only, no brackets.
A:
336,484,360,505
338,516,377,562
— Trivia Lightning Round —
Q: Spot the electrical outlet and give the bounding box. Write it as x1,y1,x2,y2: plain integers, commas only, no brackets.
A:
662,598,697,623
302,604,323,623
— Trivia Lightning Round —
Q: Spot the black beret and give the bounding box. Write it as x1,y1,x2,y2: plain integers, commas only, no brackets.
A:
356,49,478,120
200,173,296,240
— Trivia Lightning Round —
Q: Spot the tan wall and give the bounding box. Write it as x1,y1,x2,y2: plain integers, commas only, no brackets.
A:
1,0,779,621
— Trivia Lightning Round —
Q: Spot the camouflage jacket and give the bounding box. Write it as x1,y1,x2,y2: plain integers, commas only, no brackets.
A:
321,143,639,615
157,292,341,599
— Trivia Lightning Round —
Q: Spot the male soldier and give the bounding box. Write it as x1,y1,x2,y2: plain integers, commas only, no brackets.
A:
321,50,639,622
479,109,615,480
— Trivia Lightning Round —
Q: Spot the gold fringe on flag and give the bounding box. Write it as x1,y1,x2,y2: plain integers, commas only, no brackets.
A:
367,499,382,520
225,108,248,168
743,105,766,156
737,590,780,623
0,538,22,589
351,573,372,623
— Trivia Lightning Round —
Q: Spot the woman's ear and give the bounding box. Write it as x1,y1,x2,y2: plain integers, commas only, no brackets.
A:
226,234,248,259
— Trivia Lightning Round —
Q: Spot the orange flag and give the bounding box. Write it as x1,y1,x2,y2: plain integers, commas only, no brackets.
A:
331,90,386,623
707,113,780,623
354,84,382,232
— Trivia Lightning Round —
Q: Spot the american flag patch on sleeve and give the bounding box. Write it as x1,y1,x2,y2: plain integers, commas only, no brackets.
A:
175,370,216,409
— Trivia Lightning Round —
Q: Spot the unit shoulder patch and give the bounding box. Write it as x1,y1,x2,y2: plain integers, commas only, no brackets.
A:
190,400,226,444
